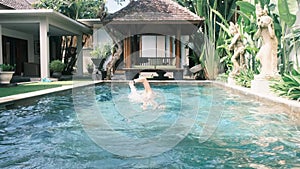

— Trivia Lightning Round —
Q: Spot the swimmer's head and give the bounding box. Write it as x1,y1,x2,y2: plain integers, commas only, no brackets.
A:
129,80,135,86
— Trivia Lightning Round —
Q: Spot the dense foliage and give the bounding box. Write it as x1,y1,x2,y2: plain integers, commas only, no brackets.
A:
177,0,237,79
270,68,300,100
50,60,65,72
234,69,254,88
90,43,112,59
0,64,15,71
33,0,104,19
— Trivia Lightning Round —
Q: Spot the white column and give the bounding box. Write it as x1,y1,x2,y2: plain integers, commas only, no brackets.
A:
76,34,83,76
181,37,185,67
181,36,189,67
172,36,175,58
0,25,3,64
39,19,50,78
93,27,98,48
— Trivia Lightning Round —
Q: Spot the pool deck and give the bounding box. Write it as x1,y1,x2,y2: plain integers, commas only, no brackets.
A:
213,81,300,114
0,80,103,108
0,80,299,114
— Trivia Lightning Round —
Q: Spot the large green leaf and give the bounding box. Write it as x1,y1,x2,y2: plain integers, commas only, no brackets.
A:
211,9,230,27
236,1,255,17
278,0,298,27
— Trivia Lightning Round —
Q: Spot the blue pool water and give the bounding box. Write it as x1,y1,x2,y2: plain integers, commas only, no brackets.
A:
0,83,300,168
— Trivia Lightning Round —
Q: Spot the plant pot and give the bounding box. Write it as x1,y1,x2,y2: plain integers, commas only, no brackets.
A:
91,58,106,70
52,72,62,78
87,68,94,74
0,71,14,84
91,58,102,68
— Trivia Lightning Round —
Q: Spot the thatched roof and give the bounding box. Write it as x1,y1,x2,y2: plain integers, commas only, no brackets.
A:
0,0,33,9
104,0,204,24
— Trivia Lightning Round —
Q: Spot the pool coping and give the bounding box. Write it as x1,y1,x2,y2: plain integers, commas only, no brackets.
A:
213,81,300,114
0,80,299,114
0,80,103,108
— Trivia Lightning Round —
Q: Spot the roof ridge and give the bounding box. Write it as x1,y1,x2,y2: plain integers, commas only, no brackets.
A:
104,0,204,22
0,0,33,9
163,0,201,19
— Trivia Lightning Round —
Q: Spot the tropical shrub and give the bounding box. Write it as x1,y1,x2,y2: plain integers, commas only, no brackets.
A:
90,43,112,59
50,60,65,72
234,69,254,88
270,68,300,100
0,64,15,71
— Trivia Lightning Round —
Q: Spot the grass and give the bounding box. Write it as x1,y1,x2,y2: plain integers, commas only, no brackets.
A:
0,81,73,98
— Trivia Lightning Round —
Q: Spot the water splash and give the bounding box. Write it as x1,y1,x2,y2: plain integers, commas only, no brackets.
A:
128,81,159,110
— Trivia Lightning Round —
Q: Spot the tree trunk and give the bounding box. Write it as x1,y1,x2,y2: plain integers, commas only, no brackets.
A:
106,41,122,79
104,28,124,80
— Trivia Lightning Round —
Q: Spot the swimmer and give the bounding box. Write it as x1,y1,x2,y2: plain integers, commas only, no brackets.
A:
133,76,153,95
129,76,158,110
128,80,137,93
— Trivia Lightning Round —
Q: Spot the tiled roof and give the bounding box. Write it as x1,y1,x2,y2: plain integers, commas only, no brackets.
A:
0,0,33,9
104,0,204,23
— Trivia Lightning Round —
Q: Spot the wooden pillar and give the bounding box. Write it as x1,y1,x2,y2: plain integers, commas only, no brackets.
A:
124,36,131,68
169,36,173,58
175,29,181,68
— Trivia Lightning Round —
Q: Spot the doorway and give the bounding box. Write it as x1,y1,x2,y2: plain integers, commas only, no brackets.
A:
2,36,28,75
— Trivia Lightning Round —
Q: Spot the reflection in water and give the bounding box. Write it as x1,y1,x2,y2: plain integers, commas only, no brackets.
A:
0,84,299,168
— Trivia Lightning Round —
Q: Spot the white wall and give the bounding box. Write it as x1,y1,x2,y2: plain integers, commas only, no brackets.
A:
94,28,113,48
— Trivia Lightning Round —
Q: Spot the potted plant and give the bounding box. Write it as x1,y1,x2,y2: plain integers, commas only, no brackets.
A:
90,43,112,79
50,60,65,78
0,64,15,84
91,43,112,68
87,63,94,74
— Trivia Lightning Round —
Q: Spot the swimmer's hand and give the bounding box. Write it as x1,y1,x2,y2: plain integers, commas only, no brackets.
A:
129,80,136,86
129,81,134,85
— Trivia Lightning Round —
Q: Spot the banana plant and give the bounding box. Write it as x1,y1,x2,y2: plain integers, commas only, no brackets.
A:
277,0,299,73
237,0,299,73
284,26,300,68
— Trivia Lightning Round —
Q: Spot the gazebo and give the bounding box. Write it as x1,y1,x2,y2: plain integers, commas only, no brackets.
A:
102,0,204,80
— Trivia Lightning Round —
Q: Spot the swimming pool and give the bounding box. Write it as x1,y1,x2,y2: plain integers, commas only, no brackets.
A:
0,82,299,168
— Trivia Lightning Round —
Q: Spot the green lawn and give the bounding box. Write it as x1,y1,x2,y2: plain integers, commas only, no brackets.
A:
0,81,73,97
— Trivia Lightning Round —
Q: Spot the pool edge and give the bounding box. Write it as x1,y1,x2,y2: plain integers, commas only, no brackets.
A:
213,81,300,114
1,80,299,115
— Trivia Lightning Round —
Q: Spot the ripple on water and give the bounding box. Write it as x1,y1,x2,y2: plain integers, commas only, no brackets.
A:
0,84,300,168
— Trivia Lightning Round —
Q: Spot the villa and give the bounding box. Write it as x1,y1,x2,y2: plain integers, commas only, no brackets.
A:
81,0,204,80
0,0,205,80
0,0,91,79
